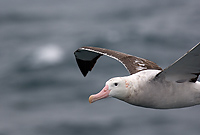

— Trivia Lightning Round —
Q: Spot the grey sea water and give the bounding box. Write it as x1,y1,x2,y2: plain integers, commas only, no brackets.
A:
0,0,200,135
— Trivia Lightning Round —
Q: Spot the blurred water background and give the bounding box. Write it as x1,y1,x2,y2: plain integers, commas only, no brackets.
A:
0,0,200,135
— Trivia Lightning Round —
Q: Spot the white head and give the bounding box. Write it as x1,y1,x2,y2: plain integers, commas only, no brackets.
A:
89,77,131,103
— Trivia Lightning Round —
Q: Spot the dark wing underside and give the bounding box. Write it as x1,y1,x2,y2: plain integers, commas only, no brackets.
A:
74,46,162,77
156,42,200,83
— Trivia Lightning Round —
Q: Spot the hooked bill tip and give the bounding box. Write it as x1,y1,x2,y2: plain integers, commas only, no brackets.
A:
89,95,94,104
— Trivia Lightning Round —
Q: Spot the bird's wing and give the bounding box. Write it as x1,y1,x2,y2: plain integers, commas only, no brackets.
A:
156,42,200,83
74,46,162,77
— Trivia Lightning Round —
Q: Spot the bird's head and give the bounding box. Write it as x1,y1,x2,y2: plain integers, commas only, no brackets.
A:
89,77,130,103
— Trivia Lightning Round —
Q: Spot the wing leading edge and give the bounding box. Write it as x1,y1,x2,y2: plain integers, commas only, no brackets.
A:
157,42,200,83
74,46,162,77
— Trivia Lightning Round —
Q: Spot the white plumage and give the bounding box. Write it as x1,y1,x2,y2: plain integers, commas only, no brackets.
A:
107,70,200,109
74,42,200,109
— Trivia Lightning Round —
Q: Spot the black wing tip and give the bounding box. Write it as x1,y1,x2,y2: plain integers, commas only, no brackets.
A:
75,57,101,77
82,72,88,77
74,49,88,77
74,47,103,77
75,58,89,77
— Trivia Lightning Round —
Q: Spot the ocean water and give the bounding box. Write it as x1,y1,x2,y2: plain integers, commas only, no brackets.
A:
0,0,200,135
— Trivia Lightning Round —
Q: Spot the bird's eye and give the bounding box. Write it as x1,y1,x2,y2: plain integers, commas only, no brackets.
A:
114,83,118,86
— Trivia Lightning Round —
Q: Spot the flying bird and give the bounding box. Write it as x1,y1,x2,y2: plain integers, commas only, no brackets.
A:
74,42,200,109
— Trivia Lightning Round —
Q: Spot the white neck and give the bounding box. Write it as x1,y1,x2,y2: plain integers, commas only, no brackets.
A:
122,70,200,109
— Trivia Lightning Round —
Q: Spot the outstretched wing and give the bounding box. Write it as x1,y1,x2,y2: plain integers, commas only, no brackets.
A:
74,46,162,77
156,42,200,83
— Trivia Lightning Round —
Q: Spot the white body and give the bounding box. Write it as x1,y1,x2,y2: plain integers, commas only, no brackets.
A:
118,70,200,109
76,43,200,109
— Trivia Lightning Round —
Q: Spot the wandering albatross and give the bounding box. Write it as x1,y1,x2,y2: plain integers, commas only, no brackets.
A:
74,42,200,109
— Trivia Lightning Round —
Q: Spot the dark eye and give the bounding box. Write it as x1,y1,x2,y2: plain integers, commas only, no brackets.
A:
114,83,118,86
